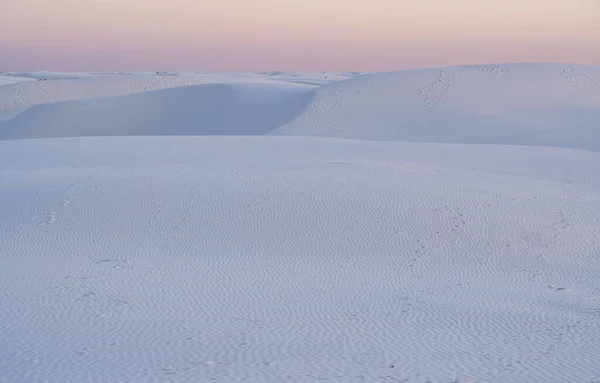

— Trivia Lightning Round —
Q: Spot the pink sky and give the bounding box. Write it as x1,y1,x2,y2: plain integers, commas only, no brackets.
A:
1,0,598,71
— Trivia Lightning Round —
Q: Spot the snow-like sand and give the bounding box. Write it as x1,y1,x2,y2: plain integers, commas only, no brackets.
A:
0,82,315,139
0,75,36,87
2,64,599,150
0,71,352,120
1,65,600,383
271,63,600,151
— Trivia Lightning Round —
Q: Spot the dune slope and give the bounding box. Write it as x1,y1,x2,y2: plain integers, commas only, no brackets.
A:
0,71,351,119
0,82,314,139
0,75,216,118
1,136,600,383
2,64,599,151
271,63,600,151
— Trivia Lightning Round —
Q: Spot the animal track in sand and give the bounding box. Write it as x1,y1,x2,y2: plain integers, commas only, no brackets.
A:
47,258,134,327
39,211,57,225
406,205,468,268
409,70,464,131
561,66,600,97
473,65,511,74
73,347,92,356
35,167,109,227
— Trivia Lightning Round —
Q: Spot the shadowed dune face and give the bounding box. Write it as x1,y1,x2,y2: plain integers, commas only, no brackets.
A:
0,83,316,139
0,72,352,118
0,75,218,118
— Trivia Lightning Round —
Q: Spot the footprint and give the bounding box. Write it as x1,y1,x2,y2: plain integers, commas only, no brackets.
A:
547,285,567,292
75,290,96,301
39,212,57,226
73,347,91,356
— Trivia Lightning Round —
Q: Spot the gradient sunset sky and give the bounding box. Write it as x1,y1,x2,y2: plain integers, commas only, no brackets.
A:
1,0,598,71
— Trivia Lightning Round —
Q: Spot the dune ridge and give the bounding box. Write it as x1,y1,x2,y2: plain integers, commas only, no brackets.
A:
271,63,600,151
0,71,351,118
1,63,599,151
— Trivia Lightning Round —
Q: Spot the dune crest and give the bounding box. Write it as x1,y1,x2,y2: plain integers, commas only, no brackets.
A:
0,71,351,118
2,63,599,151
272,63,600,151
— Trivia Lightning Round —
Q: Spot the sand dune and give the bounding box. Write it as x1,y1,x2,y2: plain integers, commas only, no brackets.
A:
0,74,214,119
0,75,36,87
2,64,599,151
0,71,351,119
2,136,599,383
272,63,600,151
0,82,314,139
2,65,600,383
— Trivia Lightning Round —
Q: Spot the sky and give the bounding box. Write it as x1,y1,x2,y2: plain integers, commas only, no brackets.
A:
0,0,598,71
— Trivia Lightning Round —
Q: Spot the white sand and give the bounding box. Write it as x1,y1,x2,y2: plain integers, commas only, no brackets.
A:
1,65,599,383
271,63,600,151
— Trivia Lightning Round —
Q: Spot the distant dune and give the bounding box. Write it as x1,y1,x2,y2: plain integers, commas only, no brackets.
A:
271,63,600,151
0,71,351,118
0,75,37,87
0,82,314,139
0,74,215,118
2,63,599,151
